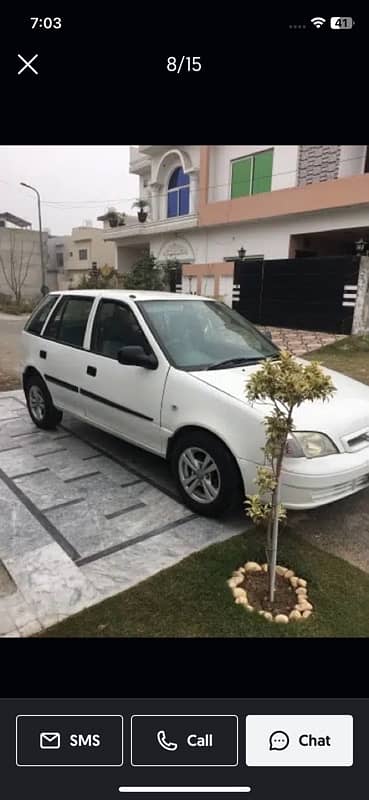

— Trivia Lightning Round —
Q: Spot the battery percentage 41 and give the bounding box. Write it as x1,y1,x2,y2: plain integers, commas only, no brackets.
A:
330,17,354,29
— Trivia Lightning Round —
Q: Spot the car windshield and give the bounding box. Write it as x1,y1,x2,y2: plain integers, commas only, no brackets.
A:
138,299,280,370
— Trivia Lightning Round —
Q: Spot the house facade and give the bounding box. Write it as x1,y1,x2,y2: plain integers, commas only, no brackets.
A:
48,226,117,289
104,145,369,306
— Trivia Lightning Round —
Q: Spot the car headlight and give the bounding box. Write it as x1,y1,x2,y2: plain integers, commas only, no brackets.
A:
285,431,338,459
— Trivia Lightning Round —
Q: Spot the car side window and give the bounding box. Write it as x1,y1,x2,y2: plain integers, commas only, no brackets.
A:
24,294,60,336
91,300,149,359
43,296,94,348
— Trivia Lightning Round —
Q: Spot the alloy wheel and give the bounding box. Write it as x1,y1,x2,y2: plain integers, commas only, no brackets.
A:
28,384,46,421
178,447,221,504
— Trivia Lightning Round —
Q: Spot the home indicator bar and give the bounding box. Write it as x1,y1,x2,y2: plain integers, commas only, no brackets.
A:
118,789,251,794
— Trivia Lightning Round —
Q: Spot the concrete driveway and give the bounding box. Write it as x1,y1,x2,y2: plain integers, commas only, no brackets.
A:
0,390,245,637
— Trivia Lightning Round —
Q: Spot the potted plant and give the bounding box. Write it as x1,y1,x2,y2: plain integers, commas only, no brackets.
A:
132,199,150,223
107,210,119,228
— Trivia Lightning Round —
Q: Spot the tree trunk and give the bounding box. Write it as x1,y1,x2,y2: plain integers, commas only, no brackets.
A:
265,516,273,566
269,472,282,602
269,410,292,602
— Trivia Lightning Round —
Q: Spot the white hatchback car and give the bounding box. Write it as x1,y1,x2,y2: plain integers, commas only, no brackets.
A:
21,290,369,517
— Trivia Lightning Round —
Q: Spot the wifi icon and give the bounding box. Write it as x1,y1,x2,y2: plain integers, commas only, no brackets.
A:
311,16,326,28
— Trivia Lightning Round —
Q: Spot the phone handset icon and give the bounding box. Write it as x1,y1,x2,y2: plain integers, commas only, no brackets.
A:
157,729,178,751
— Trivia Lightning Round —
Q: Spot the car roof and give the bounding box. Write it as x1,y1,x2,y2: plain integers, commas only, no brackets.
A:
50,290,212,302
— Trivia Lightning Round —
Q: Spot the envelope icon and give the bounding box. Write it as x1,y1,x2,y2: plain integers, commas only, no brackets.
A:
40,731,61,749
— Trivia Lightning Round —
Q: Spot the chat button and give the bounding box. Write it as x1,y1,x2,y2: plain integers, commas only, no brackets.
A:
246,715,353,767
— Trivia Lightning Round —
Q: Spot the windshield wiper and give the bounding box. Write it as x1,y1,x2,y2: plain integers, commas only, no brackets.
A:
207,356,274,371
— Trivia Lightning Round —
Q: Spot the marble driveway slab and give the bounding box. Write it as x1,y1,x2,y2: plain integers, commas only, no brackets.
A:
0,397,26,420
3,542,101,630
82,454,140,486
13,470,85,512
81,514,245,599
0,490,51,559
0,391,245,636
45,484,190,559
0,449,44,478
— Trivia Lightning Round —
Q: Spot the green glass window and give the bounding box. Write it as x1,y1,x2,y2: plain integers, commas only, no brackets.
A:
231,149,274,198
231,157,252,198
252,149,274,194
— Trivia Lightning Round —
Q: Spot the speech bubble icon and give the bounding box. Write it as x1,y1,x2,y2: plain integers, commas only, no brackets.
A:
269,730,290,751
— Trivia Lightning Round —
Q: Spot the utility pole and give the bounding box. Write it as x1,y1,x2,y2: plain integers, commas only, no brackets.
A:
20,182,47,295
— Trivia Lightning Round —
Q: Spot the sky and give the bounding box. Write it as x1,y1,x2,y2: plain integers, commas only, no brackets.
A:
0,146,139,235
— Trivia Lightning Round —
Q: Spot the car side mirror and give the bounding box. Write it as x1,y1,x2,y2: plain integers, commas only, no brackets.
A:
264,330,273,341
117,345,158,370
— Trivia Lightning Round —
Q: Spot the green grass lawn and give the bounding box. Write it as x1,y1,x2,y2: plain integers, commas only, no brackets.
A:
41,527,369,638
40,335,369,639
306,333,369,385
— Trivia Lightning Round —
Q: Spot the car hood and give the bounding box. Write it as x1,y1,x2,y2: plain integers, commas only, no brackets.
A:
191,361,369,439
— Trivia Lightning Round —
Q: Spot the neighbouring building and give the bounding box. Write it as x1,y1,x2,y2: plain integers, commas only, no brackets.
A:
48,225,117,289
0,212,50,300
103,145,369,306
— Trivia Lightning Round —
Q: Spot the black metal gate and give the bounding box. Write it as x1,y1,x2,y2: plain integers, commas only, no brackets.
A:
233,255,360,334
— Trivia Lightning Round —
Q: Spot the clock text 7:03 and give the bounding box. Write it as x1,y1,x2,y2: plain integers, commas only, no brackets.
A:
30,17,62,29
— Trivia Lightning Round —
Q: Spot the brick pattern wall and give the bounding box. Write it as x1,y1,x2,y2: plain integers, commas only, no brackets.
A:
298,145,340,186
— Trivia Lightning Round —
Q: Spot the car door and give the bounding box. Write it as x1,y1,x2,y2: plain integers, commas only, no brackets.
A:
80,298,169,453
40,294,95,416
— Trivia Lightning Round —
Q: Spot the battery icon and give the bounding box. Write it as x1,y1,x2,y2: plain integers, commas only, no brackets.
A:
330,17,354,28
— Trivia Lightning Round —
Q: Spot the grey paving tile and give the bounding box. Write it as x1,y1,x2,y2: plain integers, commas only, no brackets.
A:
56,486,188,558
0,450,41,478
81,515,245,601
18,620,43,637
3,543,101,628
0,433,15,451
13,470,85,512
61,437,100,460
0,492,52,559
0,419,35,439
18,448,100,482
0,397,24,413
0,410,29,424
44,507,121,559
0,606,16,635
69,475,147,516
0,389,246,630
0,588,41,629
61,471,131,500
83,455,137,486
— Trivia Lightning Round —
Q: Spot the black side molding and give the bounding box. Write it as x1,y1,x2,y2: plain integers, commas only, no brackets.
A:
80,388,153,421
44,374,79,393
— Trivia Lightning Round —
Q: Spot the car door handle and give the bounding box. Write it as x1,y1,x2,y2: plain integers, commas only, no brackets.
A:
86,365,97,377
39,350,47,359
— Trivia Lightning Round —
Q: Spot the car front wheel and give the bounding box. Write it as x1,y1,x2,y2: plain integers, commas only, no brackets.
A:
171,431,241,517
25,374,63,430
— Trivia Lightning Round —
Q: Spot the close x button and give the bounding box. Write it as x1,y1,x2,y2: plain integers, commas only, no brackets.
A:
16,715,123,767
131,715,238,767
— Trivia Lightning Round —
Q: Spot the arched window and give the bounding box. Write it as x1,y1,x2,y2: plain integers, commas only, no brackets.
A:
167,167,190,217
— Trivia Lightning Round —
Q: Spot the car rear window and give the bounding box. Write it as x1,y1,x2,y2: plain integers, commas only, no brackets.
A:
43,295,94,348
24,294,61,336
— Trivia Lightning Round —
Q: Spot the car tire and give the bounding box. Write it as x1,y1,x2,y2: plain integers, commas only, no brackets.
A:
24,374,63,430
171,430,242,517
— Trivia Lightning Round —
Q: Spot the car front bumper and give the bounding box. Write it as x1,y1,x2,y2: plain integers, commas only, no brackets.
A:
237,449,369,510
